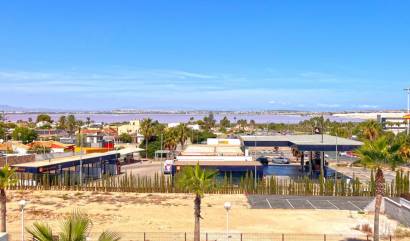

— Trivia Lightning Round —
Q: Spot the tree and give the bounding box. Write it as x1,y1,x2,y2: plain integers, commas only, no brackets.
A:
86,116,92,126
36,114,52,123
356,136,404,241
202,112,216,130
219,116,230,130
164,128,178,151
0,165,16,232
12,127,38,144
356,120,382,141
191,130,216,144
66,115,77,135
29,144,51,154
140,118,154,159
26,211,120,241
176,123,189,149
237,119,247,131
58,115,67,130
0,127,4,141
119,133,133,143
176,163,217,241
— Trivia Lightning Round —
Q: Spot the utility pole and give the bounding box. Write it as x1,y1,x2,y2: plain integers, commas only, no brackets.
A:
405,88,410,135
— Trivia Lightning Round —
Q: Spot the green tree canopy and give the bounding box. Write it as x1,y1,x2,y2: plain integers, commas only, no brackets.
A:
12,127,38,144
36,114,52,123
119,133,133,143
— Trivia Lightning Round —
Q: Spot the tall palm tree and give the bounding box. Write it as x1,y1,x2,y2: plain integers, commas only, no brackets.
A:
360,120,382,141
176,163,217,241
27,211,120,241
164,128,178,151
0,165,16,232
140,118,154,159
176,124,189,149
66,115,77,136
356,136,404,241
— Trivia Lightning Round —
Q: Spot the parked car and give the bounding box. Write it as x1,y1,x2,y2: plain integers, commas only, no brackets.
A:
271,157,290,164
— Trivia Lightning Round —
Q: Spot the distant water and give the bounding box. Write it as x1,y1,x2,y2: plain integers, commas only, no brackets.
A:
5,113,363,124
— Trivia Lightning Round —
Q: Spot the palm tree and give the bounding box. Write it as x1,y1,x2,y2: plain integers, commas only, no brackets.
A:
164,128,178,151
66,115,77,136
356,136,404,241
26,211,120,241
0,165,16,232
176,163,217,241
140,118,154,159
176,124,189,149
58,115,67,130
360,120,382,141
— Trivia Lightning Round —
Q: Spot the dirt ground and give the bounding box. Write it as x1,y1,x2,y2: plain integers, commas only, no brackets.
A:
5,190,409,240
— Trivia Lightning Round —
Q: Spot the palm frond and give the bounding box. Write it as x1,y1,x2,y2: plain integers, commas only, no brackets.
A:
26,222,54,241
58,211,91,241
98,231,121,241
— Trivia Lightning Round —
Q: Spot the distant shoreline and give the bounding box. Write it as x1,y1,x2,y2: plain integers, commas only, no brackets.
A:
3,112,365,124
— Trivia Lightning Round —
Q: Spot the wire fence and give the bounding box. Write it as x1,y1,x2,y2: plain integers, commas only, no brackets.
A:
7,232,407,241
9,169,410,197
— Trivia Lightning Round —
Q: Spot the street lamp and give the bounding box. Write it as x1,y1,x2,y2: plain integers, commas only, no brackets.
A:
224,202,232,240
19,200,27,241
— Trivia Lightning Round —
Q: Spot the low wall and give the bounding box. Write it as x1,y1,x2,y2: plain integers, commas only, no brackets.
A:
0,154,35,167
384,197,410,227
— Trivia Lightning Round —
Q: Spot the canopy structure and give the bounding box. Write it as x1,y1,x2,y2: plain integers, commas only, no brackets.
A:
240,134,363,152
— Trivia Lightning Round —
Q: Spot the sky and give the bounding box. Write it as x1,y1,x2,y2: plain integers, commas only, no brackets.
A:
0,1,410,111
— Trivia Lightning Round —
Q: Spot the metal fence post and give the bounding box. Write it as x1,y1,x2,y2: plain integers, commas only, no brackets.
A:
184,232,187,241
143,232,146,241
282,233,284,241
324,234,326,241
240,233,243,241
206,232,208,241
390,235,392,241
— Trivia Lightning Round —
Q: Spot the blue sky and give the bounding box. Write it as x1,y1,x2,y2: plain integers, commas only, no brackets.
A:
1,1,409,111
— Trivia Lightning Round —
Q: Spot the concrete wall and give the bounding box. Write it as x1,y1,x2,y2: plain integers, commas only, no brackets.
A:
0,154,35,167
384,197,410,227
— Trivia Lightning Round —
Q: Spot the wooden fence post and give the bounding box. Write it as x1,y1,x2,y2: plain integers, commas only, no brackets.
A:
366,235,369,241
143,232,146,241
240,233,243,241
184,232,187,241
282,233,284,241
324,234,326,241
206,232,208,241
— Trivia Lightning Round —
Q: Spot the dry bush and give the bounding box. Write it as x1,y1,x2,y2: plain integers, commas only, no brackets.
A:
354,223,372,234
395,227,410,238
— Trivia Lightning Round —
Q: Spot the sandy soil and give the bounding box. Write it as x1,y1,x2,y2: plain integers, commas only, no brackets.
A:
5,190,407,239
